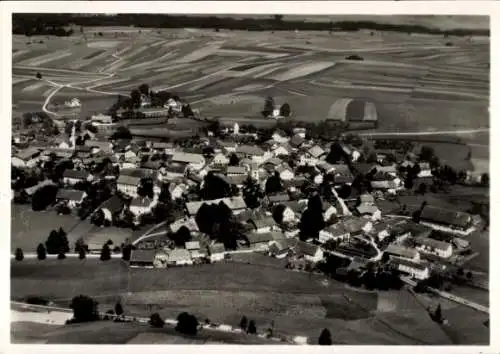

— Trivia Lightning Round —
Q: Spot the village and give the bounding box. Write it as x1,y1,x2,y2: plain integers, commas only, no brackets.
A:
11,86,489,300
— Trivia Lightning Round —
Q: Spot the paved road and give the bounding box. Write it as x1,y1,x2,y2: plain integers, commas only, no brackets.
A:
400,276,489,314
359,128,489,137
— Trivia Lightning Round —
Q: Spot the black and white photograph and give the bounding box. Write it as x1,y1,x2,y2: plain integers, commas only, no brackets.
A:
5,2,494,348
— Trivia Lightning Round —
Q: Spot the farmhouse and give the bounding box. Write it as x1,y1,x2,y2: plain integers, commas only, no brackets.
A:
167,248,193,266
276,164,294,180
246,231,275,251
117,175,141,197
63,169,92,185
129,196,157,218
97,196,126,223
385,244,420,262
300,145,326,165
227,166,247,176
415,237,453,259
129,249,156,268
420,207,473,233
85,140,113,154
55,188,87,208
248,216,278,234
185,196,247,217
390,257,429,280
319,223,350,244
269,238,297,259
12,148,42,168
171,152,205,171
185,241,206,261
294,241,324,263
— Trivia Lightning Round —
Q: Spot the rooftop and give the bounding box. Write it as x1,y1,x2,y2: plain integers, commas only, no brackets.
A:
185,196,247,216
56,188,86,201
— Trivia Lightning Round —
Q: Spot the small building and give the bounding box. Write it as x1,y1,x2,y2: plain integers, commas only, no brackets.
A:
248,216,277,234
276,164,294,181
208,243,225,263
212,153,230,166
269,238,297,259
267,193,290,205
185,196,247,217
227,166,247,176
97,195,126,223
12,148,42,168
300,145,325,165
185,241,205,260
390,257,429,280
420,207,473,233
55,188,87,208
245,232,275,251
63,169,92,185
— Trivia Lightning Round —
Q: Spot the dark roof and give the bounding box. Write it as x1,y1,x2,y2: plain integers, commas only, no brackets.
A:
130,249,156,263
246,232,275,245
15,147,41,161
295,241,321,257
236,145,264,156
63,169,90,179
249,216,276,230
390,257,428,271
56,188,85,201
117,175,141,186
289,135,305,148
227,174,247,185
268,193,290,203
100,196,125,214
130,196,154,207
166,162,188,174
353,163,377,175
208,243,225,254
420,207,471,229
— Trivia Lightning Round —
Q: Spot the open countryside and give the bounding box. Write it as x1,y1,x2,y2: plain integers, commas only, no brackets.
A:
11,14,489,345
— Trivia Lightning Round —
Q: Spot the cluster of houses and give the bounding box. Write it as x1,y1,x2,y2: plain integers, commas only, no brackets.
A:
11,119,480,281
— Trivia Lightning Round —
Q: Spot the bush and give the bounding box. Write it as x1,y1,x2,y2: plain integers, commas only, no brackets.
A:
247,319,257,334
15,248,24,261
318,328,333,345
36,243,46,260
69,295,99,323
176,312,199,335
149,313,165,328
57,250,66,260
100,244,111,261
346,54,363,60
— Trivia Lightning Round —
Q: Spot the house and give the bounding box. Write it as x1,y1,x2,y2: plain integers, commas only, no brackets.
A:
185,241,206,260
276,164,294,180
245,232,275,251
65,97,81,108
273,204,296,223
294,241,324,263
390,257,429,280
359,194,375,205
370,222,390,241
236,145,270,164
164,162,188,180
272,130,289,144
129,197,157,218
331,164,354,185
415,237,453,259
185,196,247,217
420,207,473,233
267,193,290,205
319,224,350,244
357,204,380,217
269,238,297,259
317,162,336,174
289,135,305,149
248,216,277,233
207,243,225,263
167,248,193,266
300,145,325,165
12,148,42,168
323,202,338,222
55,189,87,208
341,216,370,236
171,152,205,171
129,249,156,268
385,244,420,262
273,145,291,157
227,166,247,177
85,140,113,154
63,169,92,185
371,171,401,190
212,153,229,166
418,162,432,177
97,196,126,223
116,175,141,197
169,182,188,201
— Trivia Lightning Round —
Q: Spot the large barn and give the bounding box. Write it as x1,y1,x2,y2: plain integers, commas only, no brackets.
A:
326,98,378,127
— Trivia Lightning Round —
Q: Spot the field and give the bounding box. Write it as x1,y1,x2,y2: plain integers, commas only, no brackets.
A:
12,25,489,136
10,257,457,344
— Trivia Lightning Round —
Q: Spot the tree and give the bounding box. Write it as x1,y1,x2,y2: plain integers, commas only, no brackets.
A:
272,204,286,224
138,83,150,97
45,228,70,254
36,72,42,80
417,182,427,195
274,14,284,22
433,304,443,323
280,103,291,117
149,313,165,328
419,146,435,162
176,312,199,336
100,243,111,261
318,328,333,345
130,89,141,108
75,237,86,254
337,184,352,199
242,176,262,209
466,271,473,280
480,173,489,187
247,320,257,334
239,316,248,331
114,302,124,317
174,225,192,247
182,104,194,118
57,249,66,259
229,153,239,166
262,96,275,117
36,243,46,260
69,295,99,323
15,248,24,261
265,172,283,195
78,247,86,260
111,126,132,140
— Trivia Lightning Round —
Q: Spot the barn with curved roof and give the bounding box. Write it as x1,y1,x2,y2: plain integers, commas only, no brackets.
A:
326,98,378,122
